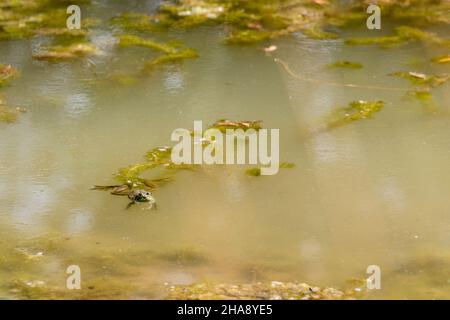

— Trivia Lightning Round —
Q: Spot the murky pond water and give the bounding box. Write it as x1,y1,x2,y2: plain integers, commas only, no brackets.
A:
0,1,449,299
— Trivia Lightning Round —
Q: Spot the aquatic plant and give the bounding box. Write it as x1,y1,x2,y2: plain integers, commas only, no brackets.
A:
118,34,178,54
115,33,198,74
110,12,155,31
279,162,295,169
142,48,199,73
33,43,101,61
345,26,450,48
408,90,438,113
98,120,263,190
302,26,339,40
209,119,263,132
154,2,226,29
93,144,194,199
431,54,450,64
389,71,449,88
226,29,273,44
0,0,91,41
94,120,292,204
245,167,261,177
111,0,330,45
326,100,385,130
326,0,450,27
246,162,295,177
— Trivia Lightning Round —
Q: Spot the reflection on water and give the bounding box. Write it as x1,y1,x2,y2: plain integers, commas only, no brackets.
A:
0,1,450,300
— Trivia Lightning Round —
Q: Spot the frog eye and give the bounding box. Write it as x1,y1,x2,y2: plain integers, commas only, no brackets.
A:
146,192,150,195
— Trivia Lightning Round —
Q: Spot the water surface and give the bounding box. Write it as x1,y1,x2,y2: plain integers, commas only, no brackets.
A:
0,1,449,299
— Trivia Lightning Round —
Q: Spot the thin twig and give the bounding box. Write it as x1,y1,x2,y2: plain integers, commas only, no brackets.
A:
274,58,408,92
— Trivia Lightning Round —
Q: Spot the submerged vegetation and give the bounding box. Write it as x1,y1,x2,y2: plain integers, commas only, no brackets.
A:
33,43,100,61
345,26,450,48
0,0,91,41
116,33,198,76
118,34,179,53
94,119,293,202
389,71,449,89
431,54,450,64
246,162,295,177
142,48,199,73
388,71,449,111
326,100,385,130
94,120,258,201
210,119,263,132
108,0,450,45
1,0,450,300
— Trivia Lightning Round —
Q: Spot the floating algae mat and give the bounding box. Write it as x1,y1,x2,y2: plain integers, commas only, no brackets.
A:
0,0,450,301
93,119,294,205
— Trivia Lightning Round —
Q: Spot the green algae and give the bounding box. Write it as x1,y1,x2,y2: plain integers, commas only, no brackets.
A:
246,162,295,177
94,119,289,204
226,29,272,44
93,144,195,199
112,0,328,45
431,54,450,64
279,162,295,169
34,27,87,38
345,26,450,48
111,12,155,32
33,43,101,61
115,34,198,75
245,162,295,177
2,0,449,53
345,35,403,48
209,119,263,133
302,26,338,40
246,167,261,177
408,90,438,113
0,1,91,41
118,34,178,54
389,71,449,88
326,100,385,130
142,48,199,73
326,0,450,27
154,2,225,29
328,60,362,69
388,71,448,112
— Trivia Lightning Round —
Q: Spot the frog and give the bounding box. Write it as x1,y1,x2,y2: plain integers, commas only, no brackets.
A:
127,189,157,210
